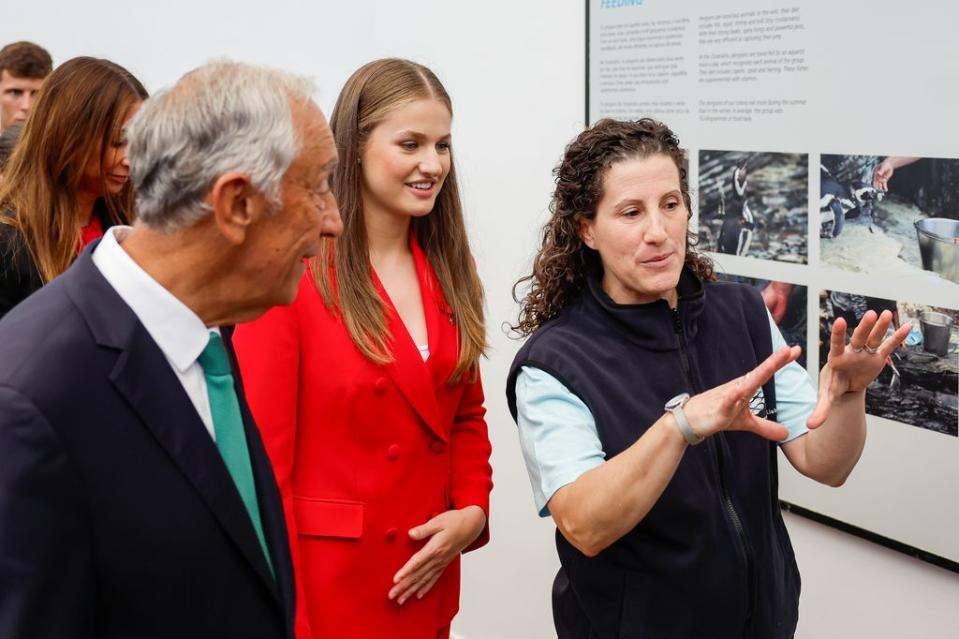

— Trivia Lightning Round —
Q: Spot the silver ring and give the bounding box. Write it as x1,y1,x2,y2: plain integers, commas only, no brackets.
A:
852,346,864,353
865,345,878,354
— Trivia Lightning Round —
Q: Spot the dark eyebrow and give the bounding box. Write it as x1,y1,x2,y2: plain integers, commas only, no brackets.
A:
395,129,452,140
611,190,682,210
612,198,643,210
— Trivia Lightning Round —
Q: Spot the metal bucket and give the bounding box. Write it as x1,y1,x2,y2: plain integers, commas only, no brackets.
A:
918,311,954,357
915,218,959,284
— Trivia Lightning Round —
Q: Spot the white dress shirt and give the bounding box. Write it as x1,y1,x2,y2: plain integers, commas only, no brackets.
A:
92,226,218,440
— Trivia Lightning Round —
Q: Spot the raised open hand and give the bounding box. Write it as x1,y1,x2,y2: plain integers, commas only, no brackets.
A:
807,310,912,428
682,344,802,442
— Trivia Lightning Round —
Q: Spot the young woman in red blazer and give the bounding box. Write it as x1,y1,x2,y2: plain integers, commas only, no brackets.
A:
233,58,493,639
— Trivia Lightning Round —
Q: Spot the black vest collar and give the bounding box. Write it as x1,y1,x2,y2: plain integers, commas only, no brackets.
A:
584,265,705,352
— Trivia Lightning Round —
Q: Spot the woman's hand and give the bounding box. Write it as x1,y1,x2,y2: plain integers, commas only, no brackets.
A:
682,344,802,441
389,505,487,605
807,310,911,428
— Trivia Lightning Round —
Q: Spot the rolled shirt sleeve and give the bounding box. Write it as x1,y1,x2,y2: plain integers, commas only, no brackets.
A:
766,309,815,443
515,366,606,517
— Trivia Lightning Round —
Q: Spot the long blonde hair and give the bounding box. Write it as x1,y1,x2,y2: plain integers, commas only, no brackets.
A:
0,56,147,282
315,58,485,382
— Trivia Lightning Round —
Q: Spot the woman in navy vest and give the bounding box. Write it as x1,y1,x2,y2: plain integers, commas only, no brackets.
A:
507,118,910,639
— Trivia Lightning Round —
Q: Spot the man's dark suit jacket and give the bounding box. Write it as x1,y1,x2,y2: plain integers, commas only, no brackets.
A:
0,246,296,638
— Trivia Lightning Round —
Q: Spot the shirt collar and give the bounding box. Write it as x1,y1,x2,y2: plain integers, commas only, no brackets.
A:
583,265,706,352
91,226,213,372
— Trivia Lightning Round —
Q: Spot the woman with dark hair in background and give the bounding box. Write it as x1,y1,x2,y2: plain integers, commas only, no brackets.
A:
0,56,147,318
234,58,492,639
507,118,910,638
0,122,23,175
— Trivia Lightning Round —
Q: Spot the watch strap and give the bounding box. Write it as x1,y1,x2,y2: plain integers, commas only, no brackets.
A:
668,396,703,445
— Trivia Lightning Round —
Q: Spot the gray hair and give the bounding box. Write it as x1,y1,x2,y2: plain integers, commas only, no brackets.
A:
128,60,316,232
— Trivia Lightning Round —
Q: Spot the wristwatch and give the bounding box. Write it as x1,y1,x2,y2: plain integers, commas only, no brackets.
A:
665,393,704,445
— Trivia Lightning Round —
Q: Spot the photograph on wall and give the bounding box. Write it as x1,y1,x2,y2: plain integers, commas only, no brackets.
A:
820,290,958,437
718,274,807,368
697,151,808,263
819,154,959,288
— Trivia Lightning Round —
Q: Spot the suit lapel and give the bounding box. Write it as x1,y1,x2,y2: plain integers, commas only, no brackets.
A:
412,240,458,389
377,285,445,440
65,252,283,607
226,331,295,626
373,239,447,441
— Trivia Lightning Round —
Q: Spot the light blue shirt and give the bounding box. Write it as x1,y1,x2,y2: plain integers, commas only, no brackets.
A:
515,311,817,516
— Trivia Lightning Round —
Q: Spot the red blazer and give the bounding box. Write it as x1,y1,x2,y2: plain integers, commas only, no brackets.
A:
233,240,493,639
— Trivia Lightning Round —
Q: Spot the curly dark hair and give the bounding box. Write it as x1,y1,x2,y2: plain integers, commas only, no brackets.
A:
512,118,714,335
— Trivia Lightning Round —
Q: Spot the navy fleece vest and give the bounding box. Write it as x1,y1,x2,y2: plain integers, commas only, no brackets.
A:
507,269,800,639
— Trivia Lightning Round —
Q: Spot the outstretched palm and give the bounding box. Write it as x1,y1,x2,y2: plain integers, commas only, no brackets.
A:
684,344,802,441
808,310,912,428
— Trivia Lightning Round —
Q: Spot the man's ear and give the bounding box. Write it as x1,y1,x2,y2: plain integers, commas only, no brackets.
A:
577,215,596,249
208,172,260,245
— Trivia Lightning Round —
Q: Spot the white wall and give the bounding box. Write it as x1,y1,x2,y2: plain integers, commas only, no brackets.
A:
785,511,959,639
4,2,957,638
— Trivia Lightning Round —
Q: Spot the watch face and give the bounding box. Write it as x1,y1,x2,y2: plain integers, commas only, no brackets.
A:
666,393,690,410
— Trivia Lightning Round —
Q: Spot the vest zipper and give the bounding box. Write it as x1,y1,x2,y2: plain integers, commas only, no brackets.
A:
716,435,756,636
671,307,755,636
671,308,692,385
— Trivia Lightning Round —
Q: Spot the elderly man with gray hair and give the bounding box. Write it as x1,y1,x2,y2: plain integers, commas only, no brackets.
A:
0,60,341,639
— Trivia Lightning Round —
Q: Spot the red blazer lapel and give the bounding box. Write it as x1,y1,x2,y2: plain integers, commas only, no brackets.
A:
410,238,459,388
373,240,447,441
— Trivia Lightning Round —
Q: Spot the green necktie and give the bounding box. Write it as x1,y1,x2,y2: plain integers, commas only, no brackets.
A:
197,332,274,579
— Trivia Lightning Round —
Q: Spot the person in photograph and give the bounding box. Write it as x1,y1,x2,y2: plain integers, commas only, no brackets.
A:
872,155,919,191
0,41,52,132
508,118,911,639
0,122,22,177
822,153,918,193
0,57,147,319
820,154,921,238
0,59,343,638
233,58,493,639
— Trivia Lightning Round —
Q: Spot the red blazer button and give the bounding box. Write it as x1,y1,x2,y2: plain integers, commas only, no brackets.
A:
430,441,446,454
384,527,398,542
386,444,400,460
374,377,388,394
